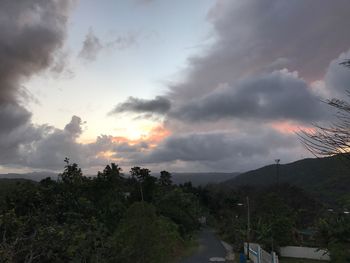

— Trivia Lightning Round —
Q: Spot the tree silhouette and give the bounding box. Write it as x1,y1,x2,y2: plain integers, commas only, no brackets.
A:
159,171,172,187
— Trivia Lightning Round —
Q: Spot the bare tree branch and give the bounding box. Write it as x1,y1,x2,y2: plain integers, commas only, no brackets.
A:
298,60,350,161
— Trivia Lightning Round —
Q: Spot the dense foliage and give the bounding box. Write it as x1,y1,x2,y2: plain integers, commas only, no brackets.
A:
1,159,349,262
316,211,350,262
195,184,316,248
0,160,201,262
193,182,350,261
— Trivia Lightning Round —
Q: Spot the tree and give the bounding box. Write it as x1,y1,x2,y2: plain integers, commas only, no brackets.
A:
129,167,157,202
159,171,172,187
130,166,151,182
59,158,84,184
113,202,182,263
98,163,122,182
299,60,350,161
155,188,200,237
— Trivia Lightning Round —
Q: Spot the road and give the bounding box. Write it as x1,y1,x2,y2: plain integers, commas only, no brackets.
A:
180,228,228,263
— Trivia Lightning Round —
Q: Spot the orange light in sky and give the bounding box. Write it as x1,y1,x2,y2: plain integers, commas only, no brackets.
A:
141,125,171,144
271,121,315,134
112,124,171,146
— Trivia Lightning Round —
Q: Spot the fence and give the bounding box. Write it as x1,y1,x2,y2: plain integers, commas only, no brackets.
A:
244,243,279,263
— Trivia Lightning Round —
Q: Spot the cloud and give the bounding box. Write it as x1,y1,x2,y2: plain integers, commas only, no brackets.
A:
122,0,350,171
169,0,350,101
0,0,75,103
133,127,304,172
0,103,46,165
171,70,329,123
78,28,103,61
64,115,84,137
0,115,153,171
2,0,350,173
110,96,171,115
324,50,350,98
15,117,119,170
79,29,139,62
0,0,75,167
105,32,139,50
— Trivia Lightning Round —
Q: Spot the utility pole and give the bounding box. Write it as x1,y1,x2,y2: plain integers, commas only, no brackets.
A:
246,196,250,261
237,197,251,261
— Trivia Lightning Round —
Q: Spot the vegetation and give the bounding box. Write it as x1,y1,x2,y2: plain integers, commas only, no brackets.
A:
315,211,350,262
0,156,349,262
0,159,201,262
192,181,350,262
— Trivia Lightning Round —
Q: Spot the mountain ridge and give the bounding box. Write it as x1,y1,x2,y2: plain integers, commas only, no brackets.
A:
222,155,350,204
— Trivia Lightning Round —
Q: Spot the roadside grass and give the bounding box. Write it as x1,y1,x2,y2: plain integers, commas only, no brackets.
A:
279,257,328,263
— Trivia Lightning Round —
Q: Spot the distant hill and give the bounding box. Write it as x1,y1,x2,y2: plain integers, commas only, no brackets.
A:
172,172,239,186
0,171,57,181
0,171,239,187
223,155,350,204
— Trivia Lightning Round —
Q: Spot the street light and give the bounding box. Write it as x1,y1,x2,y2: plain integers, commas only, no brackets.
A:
238,196,251,261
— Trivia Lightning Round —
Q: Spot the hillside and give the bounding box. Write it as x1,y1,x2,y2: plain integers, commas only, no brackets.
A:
171,172,239,186
223,155,350,204
0,171,57,181
0,171,238,187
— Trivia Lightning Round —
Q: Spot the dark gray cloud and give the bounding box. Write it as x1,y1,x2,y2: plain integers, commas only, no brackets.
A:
170,0,350,101
0,105,47,165
78,28,103,61
1,115,148,171
133,128,304,172
64,115,84,137
0,0,74,103
110,96,171,115
171,70,329,123
0,0,75,167
19,116,106,170
0,103,31,133
112,142,149,153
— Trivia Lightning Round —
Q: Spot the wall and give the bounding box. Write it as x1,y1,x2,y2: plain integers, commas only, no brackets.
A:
280,246,330,261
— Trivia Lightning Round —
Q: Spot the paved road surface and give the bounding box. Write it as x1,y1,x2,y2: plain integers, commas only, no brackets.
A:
180,228,227,263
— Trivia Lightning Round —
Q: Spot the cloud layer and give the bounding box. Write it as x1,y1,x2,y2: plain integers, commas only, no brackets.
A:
0,0,76,169
109,0,350,172
167,0,350,102
171,70,328,123
2,1,350,173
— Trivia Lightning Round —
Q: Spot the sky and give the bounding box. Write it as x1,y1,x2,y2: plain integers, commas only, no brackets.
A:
1,0,350,174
